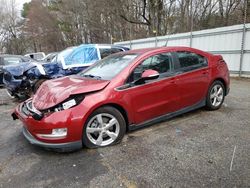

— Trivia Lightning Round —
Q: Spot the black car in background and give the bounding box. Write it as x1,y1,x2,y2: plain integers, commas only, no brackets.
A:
0,55,32,86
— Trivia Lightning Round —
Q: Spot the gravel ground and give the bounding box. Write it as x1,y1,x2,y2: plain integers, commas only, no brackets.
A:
0,78,249,188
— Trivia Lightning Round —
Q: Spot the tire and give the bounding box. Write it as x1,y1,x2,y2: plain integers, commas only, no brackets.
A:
82,106,126,148
206,80,225,110
5,89,15,99
33,79,46,94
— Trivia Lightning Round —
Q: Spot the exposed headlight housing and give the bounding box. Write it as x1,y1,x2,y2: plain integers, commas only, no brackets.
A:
25,95,84,121
46,94,85,113
62,99,76,110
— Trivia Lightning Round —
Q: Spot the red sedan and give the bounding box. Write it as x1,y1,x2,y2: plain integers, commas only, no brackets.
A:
12,47,230,150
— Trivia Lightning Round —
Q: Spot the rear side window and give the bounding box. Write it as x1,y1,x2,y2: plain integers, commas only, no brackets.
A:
100,48,124,59
111,48,124,53
99,48,111,59
176,51,207,70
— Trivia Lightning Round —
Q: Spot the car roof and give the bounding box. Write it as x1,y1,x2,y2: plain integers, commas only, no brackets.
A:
123,46,212,56
25,52,45,55
77,43,129,49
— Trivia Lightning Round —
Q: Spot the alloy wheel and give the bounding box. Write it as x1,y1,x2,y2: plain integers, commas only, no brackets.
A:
86,113,120,146
210,84,224,107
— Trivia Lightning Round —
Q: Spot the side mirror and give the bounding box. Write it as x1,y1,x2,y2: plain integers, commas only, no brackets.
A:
134,69,159,85
141,69,159,81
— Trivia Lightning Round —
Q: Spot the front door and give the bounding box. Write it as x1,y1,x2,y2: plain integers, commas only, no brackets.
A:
119,52,180,124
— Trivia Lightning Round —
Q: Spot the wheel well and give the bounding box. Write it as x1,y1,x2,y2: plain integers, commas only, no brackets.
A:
99,103,130,132
214,78,227,94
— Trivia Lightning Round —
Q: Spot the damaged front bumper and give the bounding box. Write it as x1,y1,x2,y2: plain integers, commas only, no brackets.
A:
22,126,82,151
12,100,83,151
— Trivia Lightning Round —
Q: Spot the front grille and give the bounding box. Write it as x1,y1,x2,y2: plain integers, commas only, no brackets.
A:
3,72,12,82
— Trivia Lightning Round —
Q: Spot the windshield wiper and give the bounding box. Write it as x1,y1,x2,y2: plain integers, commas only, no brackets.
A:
82,74,102,80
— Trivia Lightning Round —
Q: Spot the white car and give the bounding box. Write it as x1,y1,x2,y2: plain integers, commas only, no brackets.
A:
25,52,46,60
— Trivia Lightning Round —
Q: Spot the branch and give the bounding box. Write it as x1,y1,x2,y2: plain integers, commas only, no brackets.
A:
141,0,151,25
120,14,150,25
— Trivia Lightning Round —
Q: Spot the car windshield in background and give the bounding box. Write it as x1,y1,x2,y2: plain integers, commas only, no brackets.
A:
79,54,138,80
3,57,23,65
63,46,99,67
34,54,44,60
55,47,75,64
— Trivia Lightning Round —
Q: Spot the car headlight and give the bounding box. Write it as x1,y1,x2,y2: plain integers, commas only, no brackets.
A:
49,94,85,112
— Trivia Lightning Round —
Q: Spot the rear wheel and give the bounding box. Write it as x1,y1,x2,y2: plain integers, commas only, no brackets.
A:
206,80,225,110
82,106,126,148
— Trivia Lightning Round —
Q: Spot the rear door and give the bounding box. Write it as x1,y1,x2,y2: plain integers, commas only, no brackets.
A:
173,51,210,108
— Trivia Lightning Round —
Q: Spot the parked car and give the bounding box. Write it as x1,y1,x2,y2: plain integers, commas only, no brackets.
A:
25,52,46,60
0,55,32,86
3,44,129,98
12,47,230,151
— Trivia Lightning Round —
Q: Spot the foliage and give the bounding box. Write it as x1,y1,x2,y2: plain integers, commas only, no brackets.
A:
0,0,249,54
21,2,31,18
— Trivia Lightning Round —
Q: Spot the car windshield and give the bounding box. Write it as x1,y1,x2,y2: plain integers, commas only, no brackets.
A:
79,53,138,80
54,47,75,64
3,57,22,65
33,53,44,60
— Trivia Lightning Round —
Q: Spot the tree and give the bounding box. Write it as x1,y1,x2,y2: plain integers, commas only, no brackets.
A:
0,0,28,54
23,0,64,52
1,0,248,54
21,2,31,18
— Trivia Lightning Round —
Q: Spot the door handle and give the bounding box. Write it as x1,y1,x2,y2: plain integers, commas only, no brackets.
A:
170,78,175,84
202,70,209,75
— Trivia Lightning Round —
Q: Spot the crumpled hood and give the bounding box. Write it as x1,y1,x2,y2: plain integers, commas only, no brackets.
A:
33,75,110,110
3,62,38,76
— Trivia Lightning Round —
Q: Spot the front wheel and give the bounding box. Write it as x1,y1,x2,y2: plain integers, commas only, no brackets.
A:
33,79,46,94
206,80,225,110
82,106,126,148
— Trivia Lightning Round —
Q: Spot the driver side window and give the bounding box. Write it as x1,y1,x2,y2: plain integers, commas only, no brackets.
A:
127,53,172,83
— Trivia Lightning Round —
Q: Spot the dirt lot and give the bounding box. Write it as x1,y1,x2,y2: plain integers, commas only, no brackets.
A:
0,78,249,188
